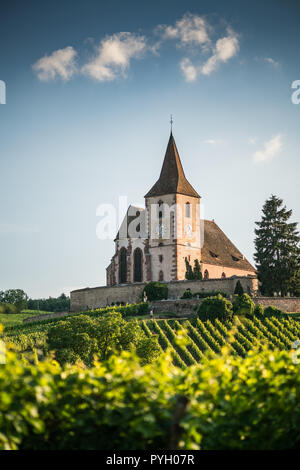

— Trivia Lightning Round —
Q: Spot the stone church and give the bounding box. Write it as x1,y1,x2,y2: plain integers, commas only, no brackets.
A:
106,132,255,287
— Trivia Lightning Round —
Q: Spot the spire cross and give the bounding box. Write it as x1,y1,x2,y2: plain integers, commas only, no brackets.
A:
170,114,173,132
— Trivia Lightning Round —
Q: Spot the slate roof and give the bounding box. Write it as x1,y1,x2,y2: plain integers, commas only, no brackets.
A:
145,133,200,198
202,220,256,272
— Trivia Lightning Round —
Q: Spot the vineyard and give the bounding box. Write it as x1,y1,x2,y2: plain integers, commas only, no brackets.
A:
2,309,300,367
141,315,300,367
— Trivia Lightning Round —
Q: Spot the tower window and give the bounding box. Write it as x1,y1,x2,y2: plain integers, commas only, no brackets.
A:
133,248,143,282
159,255,163,263
185,202,191,218
159,270,164,281
119,247,127,284
204,269,209,279
222,272,226,278
159,211,163,219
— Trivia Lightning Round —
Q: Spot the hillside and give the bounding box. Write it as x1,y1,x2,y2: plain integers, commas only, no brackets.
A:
2,309,300,367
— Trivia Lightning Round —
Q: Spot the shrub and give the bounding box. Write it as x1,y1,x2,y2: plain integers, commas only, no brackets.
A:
47,312,160,366
233,294,255,315
0,303,18,314
142,282,168,301
193,290,228,299
264,305,283,316
234,280,244,296
198,294,233,321
180,289,193,299
254,303,264,316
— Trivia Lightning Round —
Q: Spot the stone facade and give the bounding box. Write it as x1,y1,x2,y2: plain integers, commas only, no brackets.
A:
70,275,258,312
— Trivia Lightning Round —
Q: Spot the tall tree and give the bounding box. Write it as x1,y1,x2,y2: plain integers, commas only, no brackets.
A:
184,258,203,280
254,195,300,296
0,289,28,312
193,259,203,280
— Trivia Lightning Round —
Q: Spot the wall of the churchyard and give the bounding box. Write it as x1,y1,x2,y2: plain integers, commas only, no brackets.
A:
151,296,300,316
70,275,258,312
253,297,300,313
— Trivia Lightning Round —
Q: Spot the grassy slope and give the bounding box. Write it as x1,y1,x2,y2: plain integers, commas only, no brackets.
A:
0,310,52,327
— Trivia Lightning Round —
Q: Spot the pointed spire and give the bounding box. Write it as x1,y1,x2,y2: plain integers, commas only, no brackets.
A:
145,133,200,198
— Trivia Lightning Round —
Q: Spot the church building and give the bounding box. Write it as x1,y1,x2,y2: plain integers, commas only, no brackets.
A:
106,132,255,286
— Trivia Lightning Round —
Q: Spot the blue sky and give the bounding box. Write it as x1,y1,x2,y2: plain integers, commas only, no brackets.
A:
1,0,300,298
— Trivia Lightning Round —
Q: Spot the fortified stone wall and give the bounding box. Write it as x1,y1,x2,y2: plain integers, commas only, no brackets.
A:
70,275,258,312
151,296,300,316
254,297,300,313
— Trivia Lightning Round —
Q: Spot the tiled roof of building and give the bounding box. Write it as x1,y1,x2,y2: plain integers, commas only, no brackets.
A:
145,133,200,198
202,220,256,272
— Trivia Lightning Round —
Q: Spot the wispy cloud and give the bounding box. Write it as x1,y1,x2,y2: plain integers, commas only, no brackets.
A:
158,13,211,48
180,58,197,82
32,46,77,81
248,137,257,145
255,57,280,68
82,32,147,81
201,29,239,76
264,57,280,67
202,138,224,145
33,13,240,84
253,134,282,164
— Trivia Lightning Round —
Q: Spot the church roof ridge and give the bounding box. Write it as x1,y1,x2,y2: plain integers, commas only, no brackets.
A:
145,133,200,199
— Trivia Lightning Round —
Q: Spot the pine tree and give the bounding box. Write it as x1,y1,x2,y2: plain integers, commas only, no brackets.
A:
254,195,300,296
185,258,194,280
193,259,203,280
234,280,244,296
288,269,300,297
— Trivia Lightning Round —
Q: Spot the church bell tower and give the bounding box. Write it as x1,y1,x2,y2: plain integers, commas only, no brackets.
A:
144,132,201,282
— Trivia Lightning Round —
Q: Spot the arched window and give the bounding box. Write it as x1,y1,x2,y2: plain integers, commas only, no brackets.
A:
185,202,191,218
119,247,127,284
222,272,226,278
133,248,143,282
204,269,209,279
159,270,164,281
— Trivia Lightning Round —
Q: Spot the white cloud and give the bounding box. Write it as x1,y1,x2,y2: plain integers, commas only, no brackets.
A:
159,13,211,47
82,32,146,81
248,137,257,145
253,134,282,164
33,46,77,81
180,58,197,82
201,30,239,75
264,57,280,67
